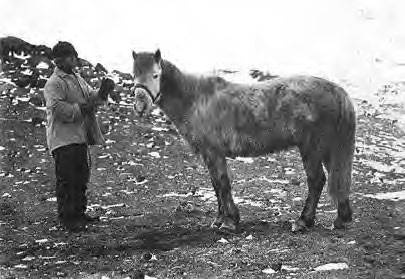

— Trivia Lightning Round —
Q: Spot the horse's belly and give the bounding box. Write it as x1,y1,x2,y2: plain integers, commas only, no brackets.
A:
212,127,296,157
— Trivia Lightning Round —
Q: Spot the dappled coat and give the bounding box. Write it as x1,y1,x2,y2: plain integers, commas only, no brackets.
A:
44,67,105,153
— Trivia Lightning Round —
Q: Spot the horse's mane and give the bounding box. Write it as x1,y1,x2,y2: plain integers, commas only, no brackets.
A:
161,60,228,99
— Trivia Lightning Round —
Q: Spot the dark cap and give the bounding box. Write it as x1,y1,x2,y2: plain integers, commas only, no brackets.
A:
52,41,78,59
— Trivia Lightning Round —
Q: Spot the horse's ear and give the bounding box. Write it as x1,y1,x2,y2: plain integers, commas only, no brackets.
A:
154,49,161,63
132,51,137,60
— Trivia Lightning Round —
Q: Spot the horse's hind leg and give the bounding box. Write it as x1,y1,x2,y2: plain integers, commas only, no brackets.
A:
293,146,326,232
328,145,354,229
322,151,352,229
202,150,240,231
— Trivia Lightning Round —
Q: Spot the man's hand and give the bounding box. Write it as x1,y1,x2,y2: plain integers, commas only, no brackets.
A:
98,78,115,101
79,102,95,115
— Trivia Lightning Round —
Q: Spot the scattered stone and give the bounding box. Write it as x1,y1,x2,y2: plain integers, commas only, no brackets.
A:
270,262,282,272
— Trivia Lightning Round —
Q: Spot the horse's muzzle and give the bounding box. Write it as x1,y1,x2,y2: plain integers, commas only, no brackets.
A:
133,83,161,104
133,87,153,116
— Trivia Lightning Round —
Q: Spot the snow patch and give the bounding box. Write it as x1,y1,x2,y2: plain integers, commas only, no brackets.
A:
36,62,49,69
217,238,229,244
314,262,349,271
118,100,132,107
262,268,277,274
102,203,125,209
151,127,169,132
234,157,254,163
20,69,32,75
160,192,192,198
282,265,300,272
258,177,290,184
196,187,264,207
363,160,395,173
195,188,216,202
16,97,30,102
234,196,263,207
98,154,110,159
359,190,405,201
148,152,161,158
264,188,288,199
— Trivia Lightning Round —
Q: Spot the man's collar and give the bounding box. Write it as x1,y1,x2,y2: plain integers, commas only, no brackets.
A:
54,67,76,78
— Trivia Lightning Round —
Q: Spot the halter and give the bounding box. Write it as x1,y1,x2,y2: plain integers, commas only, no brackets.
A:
133,83,161,104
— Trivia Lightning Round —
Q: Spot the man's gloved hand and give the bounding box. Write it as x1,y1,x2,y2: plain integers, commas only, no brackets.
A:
98,78,115,101
79,102,95,115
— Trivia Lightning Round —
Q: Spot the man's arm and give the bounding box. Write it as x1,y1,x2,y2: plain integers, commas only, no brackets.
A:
85,77,115,105
44,78,83,123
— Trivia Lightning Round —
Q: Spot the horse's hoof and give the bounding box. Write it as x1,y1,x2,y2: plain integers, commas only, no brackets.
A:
291,219,308,233
217,217,238,232
211,216,238,233
210,217,223,228
219,222,237,232
333,218,349,230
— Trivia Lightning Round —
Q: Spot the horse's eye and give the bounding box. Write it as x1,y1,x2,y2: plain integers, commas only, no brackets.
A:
153,74,159,79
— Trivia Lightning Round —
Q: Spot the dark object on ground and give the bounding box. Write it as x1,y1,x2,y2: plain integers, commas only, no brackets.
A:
250,69,279,81
95,63,108,73
32,44,52,59
0,36,33,58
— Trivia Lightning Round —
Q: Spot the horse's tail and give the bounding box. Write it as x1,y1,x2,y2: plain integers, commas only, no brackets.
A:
327,87,356,203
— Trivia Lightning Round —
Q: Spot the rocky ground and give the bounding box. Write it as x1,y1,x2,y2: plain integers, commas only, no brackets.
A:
0,41,404,278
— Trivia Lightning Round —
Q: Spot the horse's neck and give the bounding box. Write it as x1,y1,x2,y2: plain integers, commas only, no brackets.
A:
159,61,215,124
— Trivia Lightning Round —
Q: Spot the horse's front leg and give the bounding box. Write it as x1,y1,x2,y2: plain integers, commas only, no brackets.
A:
202,150,240,231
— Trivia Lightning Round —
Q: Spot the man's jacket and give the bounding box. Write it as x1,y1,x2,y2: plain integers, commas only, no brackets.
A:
44,67,105,153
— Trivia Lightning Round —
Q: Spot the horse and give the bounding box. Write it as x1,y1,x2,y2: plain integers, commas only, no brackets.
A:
131,49,356,232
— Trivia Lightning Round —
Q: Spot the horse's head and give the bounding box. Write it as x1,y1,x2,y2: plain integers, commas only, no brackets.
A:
132,49,162,116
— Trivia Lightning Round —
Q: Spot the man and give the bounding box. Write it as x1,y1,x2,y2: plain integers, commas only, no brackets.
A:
44,41,115,232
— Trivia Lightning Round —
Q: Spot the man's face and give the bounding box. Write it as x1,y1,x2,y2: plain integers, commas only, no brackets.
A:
64,55,78,70
58,54,78,72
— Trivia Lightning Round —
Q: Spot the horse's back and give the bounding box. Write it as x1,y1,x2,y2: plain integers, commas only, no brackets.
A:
262,75,356,155
187,74,355,156
217,75,354,127
261,75,354,124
